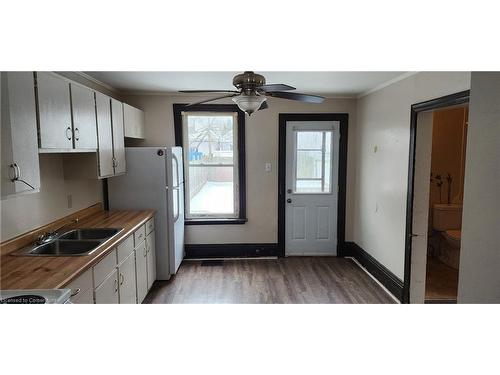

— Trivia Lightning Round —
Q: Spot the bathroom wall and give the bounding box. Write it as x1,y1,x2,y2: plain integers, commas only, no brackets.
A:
1,154,102,241
429,106,468,206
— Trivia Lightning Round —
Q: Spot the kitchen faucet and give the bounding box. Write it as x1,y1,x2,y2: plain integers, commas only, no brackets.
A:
36,218,79,245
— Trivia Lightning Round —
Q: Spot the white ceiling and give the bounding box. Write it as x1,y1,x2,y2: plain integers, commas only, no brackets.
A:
83,71,406,97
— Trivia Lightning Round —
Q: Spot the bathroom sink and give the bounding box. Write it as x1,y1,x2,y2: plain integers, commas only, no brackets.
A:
59,228,121,240
28,240,102,256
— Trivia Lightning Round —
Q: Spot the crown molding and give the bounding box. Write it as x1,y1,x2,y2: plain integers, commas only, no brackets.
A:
357,72,418,99
72,72,122,94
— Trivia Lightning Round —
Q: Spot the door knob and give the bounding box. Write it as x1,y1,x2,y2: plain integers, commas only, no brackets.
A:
286,198,292,203
287,189,292,194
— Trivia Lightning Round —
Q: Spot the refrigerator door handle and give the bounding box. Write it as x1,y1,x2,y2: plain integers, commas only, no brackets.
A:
172,153,180,188
173,187,180,223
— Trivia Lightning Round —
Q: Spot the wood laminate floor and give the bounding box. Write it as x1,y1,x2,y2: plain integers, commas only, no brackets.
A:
425,256,458,303
143,257,395,304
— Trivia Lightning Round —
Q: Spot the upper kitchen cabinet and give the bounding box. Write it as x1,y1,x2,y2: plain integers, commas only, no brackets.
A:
95,92,115,178
36,72,73,150
123,103,145,139
111,98,126,175
1,72,40,198
70,83,98,149
36,72,98,152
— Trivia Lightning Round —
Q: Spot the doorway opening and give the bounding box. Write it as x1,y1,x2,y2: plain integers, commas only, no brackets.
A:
403,91,470,303
277,113,348,257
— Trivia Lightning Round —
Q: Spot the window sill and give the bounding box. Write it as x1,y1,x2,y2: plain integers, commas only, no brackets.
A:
184,218,248,225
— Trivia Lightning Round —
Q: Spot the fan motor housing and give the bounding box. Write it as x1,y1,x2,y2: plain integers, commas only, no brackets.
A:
233,71,266,92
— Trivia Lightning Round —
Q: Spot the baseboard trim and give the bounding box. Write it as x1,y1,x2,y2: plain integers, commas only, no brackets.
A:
345,242,404,302
184,243,278,259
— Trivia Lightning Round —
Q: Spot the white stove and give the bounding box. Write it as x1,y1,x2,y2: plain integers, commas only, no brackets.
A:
0,289,71,304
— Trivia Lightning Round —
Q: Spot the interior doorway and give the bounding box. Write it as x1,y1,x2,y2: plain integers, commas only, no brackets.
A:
277,113,348,257
403,91,470,303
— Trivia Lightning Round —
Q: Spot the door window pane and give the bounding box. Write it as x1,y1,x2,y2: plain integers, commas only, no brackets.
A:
297,131,323,149
296,150,322,178
294,130,333,193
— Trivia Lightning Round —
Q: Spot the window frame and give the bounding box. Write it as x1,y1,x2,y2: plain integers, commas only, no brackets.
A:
173,103,247,225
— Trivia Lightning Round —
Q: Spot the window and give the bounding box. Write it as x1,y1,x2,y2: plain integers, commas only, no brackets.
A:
294,130,333,193
173,104,246,224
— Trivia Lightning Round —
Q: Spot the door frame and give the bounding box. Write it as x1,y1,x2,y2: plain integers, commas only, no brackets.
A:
278,113,349,257
402,90,470,303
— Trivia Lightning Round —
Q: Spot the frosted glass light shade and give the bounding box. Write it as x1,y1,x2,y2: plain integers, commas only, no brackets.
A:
232,95,266,115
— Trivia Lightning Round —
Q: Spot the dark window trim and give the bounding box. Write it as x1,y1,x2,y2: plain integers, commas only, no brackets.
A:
173,103,246,225
403,90,470,303
277,113,349,257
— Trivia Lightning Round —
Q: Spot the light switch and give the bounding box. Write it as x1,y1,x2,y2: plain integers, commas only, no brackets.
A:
265,163,272,172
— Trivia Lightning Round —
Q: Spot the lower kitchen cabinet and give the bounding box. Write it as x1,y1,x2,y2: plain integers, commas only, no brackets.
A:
118,252,137,304
94,269,119,304
135,241,148,303
71,287,94,304
146,231,156,290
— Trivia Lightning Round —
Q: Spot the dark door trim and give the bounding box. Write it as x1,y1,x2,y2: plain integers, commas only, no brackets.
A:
278,113,349,257
402,90,469,303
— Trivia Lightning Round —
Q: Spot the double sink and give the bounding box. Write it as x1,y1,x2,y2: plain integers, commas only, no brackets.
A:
14,228,123,256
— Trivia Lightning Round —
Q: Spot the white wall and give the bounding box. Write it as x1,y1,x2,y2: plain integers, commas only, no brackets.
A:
1,154,102,241
458,72,500,303
354,72,471,280
123,94,357,244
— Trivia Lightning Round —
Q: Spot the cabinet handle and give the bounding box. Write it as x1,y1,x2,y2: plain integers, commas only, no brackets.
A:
114,278,118,292
144,248,147,257
70,288,81,297
120,273,124,285
74,127,80,141
66,127,72,140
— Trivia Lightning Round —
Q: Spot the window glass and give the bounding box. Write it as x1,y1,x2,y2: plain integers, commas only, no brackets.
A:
183,113,238,218
294,130,333,194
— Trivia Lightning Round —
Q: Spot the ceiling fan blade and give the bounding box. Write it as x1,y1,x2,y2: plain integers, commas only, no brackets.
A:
268,91,324,103
179,90,239,93
258,101,269,111
185,93,239,107
256,84,295,92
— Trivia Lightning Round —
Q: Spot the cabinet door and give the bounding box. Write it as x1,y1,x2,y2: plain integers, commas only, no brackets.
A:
146,230,156,290
71,83,97,149
94,269,119,304
123,103,145,139
36,72,73,149
135,241,148,303
71,287,94,304
111,99,126,175
118,252,137,304
1,72,40,197
95,92,114,177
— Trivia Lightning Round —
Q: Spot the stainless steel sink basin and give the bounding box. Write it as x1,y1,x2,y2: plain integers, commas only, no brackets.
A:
12,227,124,257
59,228,121,240
29,240,102,255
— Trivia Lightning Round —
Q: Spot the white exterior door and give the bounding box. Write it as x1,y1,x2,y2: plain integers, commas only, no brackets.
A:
285,121,340,256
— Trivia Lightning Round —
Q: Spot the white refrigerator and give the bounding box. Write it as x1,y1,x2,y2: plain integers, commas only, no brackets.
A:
108,147,185,279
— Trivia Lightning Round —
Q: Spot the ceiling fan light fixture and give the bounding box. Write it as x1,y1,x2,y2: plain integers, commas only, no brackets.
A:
232,94,267,115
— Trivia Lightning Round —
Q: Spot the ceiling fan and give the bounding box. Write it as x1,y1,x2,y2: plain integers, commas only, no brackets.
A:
179,71,325,115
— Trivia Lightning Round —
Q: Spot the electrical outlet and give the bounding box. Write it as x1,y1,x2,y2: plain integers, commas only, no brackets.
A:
67,194,73,209
265,162,272,172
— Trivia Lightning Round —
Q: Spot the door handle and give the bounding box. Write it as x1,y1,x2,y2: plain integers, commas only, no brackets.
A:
287,189,292,194
286,198,292,203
